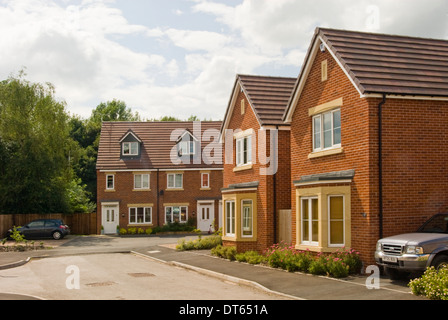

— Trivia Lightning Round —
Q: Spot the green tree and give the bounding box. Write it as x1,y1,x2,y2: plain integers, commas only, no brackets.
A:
69,99,141,203
0,73,74,213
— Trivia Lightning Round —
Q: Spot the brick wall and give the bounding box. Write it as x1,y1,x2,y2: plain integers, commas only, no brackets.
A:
223,90,291,253
97,169,223,231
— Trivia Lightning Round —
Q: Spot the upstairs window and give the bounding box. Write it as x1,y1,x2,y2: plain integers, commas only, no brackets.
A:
177,131,198,156
313,109,341,152
167,173,183,189
236,135,252,167
120,131,141,158
123,142,139,156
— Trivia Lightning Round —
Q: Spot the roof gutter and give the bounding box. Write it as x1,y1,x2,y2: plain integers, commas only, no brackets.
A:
378,94,387,240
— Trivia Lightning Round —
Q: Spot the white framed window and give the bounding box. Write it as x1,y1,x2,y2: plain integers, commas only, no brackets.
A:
225,200,236,236
123,142,139,156
241,200,253,237
167,173,183,189
236,135,252,167
201,173,210,188
301,197,319,246
165,206,188,224
129,207,152,224
179,141,195,156
134,174,150,189
106,175,115,190
313,109,341,152
328,196,345,247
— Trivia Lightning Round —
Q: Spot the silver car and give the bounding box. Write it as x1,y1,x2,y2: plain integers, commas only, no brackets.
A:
375,213,448,279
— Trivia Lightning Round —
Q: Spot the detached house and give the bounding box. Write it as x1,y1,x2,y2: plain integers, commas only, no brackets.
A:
96,121,223,234
283,28,448,264
220,75,296,252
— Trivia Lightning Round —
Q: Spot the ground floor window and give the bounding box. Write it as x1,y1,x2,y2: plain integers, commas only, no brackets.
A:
129,207,152,224
295,185,351,252
225,200,235,236
301,197,319,246
165,206,188,224
242,200,253,237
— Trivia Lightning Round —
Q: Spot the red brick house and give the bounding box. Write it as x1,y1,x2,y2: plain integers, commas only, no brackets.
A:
96,121,223,234
283,28,448,264
220,75,296,252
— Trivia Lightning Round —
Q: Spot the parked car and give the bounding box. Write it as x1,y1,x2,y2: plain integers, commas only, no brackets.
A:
375,213,448,279
7,219,70,240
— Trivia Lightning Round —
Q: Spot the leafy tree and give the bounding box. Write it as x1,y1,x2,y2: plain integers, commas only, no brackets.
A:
0,73,74,213
69,99,141,202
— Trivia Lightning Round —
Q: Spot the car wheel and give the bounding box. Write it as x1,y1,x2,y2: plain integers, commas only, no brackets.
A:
52,231,63,240
431,254,448,270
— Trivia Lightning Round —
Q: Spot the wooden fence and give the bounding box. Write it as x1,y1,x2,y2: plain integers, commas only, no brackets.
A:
0,213,98,238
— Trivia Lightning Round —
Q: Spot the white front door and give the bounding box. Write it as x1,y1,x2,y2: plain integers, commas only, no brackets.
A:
197,202,214,232
102,204,119,234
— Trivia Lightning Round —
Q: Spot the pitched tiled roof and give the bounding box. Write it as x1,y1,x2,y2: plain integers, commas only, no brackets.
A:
96,121,223,171
284,28,448,122
320,28,448,97
238,75,297,125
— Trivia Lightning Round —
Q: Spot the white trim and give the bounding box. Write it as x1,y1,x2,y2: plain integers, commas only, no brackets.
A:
261,125,291,131
363,93,448,101
119,131,142,143
294,179,352,187
225,200,236,237
221,187,258,193
122,141,139,156
167,173,183,189
129,206,153,225
300,197,319,246
201,172,210,189
106,174,115,190
100,168,223,173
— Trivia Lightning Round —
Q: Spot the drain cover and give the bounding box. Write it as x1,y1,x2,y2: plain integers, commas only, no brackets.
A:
86,281,116,287
128,273,155,278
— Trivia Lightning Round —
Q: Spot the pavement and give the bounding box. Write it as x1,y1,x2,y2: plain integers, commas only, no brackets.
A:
0,235,426,300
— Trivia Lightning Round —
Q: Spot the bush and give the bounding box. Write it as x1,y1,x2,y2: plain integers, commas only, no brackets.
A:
326,257,349,278
409,267,448,300
176,235,222,251
145,228,152,235
119,228,127,235
235,251,266,265
211,245,237,261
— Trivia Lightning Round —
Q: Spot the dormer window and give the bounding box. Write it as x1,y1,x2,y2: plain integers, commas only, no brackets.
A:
177,131,198,156
123,142,139,156
119,130,142,158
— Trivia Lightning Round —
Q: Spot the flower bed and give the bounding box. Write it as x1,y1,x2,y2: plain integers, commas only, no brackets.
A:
409,267,448,300
211,241,362,279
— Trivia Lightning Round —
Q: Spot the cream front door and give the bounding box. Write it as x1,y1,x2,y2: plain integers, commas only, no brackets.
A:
197,202,214,232
102,204,119,234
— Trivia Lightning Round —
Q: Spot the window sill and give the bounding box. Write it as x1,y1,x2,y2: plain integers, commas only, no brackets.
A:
166,188,184,191
132,189,151,192
105,189,116,193
127,223,153,227
295,244,346,253
308,147,343,159
233,164,253,172
200,187,211,191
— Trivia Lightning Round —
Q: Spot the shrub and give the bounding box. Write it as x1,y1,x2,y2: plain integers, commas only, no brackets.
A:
211,245,237,261
236,251,266,265
145,228,152,235
326,257,349,278
177,236,222,251
127,227,137,235
308,257,327,275
409,267,448,300
119,228,127,235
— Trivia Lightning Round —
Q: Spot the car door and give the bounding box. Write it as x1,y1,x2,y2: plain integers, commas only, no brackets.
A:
24,220,46,239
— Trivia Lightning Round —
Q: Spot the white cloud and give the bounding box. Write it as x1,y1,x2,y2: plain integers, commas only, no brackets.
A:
1,0,447,121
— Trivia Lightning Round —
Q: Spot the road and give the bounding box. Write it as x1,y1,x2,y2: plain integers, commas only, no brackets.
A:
0,252,291,300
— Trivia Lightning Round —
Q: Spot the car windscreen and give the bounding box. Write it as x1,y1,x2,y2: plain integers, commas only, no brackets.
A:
418,215,448,234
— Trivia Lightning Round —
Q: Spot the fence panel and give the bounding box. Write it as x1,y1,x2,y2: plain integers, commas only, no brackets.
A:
0,213,97,238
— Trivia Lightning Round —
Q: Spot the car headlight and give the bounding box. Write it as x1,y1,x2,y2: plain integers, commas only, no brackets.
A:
405,246,424,254
376,242,382,251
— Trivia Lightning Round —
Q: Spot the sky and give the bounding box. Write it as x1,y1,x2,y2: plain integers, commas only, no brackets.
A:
0,0,447,121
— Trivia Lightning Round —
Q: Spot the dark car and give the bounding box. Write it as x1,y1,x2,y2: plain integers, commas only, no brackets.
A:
8,219,70,240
